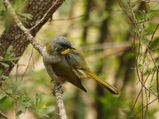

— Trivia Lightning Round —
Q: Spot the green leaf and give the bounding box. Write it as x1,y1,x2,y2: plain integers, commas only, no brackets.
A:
0,62,9,68
124,51,135,60
0,93,8,103
35,93,42,106
1,75,9,80
144,23,158,35
15,92,32,117
138,63,145,71
4,45,15,59
16,110,23,116
150,37,159,49
0,0,5,11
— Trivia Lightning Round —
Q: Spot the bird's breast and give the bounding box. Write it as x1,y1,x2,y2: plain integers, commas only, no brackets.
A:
51,51,82,78
52,55,70,77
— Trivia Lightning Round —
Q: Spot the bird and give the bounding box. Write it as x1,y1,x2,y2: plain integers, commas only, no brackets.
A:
44,36,119,95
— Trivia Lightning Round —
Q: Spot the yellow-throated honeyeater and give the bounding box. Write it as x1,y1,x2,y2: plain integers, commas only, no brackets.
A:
44,37,119,95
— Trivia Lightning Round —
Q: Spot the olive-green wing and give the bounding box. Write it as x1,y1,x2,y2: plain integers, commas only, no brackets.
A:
67,49,119,95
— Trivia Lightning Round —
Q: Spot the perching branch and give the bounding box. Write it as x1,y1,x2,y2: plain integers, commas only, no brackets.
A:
3,0,67,119
54,83,67,119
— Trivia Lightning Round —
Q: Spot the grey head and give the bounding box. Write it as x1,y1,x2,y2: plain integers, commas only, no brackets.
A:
52,36,72,53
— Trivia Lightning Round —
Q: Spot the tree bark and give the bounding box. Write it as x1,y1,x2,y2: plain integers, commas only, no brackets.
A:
0,0,64,80
81,0,92,45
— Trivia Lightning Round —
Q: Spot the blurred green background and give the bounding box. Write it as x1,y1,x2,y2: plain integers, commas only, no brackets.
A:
0,0,159,119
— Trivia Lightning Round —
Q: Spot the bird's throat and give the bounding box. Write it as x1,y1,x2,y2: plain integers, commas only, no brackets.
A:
61,48,70,55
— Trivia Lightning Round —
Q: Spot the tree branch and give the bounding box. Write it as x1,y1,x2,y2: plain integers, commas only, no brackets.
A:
3,0,67,119
3,0,62,56
54,83,67,119
0,0,64,80
0,111,8,119
3,0,44,55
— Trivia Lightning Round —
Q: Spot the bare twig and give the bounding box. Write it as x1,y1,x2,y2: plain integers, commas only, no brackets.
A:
52,14,85,21
133,97,158,117
3,0,67,119
119,0,159,117
131,68,156,112
80,42,130,51
21,48,34,81
0,111,8,119
156,67,159,102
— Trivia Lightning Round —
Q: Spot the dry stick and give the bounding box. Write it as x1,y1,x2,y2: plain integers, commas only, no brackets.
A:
131,71,152,112
134,97,158,117
52,14,85,21
3,0,67,119
0,111,8,119
21,48,34,81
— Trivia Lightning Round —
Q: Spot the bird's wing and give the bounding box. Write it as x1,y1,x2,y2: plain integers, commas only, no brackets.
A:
65,49,89,79
66,49,119,95
66,49,89,70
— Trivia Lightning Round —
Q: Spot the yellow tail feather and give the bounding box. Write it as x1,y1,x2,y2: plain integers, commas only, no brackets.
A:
85,71,119,95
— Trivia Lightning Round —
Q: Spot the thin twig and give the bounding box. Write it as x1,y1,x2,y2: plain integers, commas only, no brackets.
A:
52,14,85,21
21,48,34,81
133,97,158,117
156,67,159,102
131,70,153,113
0,111,8,119
119,1,158,117
3,0,67,119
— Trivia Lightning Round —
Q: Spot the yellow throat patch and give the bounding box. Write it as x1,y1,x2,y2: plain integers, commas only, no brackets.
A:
61,48,70,55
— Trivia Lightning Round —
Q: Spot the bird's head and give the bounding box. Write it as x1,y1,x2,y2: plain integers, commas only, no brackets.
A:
47,36,74,55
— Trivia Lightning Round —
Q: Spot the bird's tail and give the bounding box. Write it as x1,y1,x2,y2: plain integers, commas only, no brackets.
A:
85,70,119,95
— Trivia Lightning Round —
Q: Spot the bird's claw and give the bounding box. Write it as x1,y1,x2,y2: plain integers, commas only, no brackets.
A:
52,83,63,96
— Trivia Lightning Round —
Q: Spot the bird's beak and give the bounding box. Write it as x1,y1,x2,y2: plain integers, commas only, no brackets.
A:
61,48,70,55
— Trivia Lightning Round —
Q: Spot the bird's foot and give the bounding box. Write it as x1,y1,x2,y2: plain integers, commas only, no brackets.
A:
52,83,63,96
